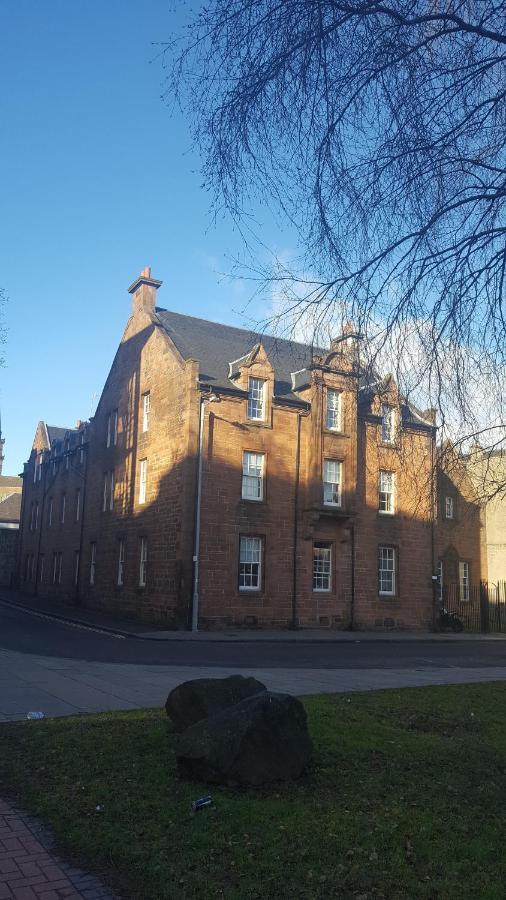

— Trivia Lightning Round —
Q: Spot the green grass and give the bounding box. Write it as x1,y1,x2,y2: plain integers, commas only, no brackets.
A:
1,684,506,899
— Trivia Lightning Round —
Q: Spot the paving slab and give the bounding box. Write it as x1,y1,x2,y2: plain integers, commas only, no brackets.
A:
0,648,506,721
0,800,118,899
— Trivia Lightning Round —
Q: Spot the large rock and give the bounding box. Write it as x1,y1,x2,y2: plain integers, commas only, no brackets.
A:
175,690,313,786
165,675,266,732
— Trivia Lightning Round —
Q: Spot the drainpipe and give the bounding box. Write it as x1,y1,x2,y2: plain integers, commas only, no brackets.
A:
291,412,302,628
34,456,48,597
430,425,437,629
75,436,89,606
15,468,27,589
191,392,219,631
350,522,356,630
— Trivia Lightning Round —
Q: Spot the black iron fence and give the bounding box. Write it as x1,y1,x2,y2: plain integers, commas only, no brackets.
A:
443,581,506,633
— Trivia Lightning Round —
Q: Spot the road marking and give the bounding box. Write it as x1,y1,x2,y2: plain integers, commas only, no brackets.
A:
0,602,126,640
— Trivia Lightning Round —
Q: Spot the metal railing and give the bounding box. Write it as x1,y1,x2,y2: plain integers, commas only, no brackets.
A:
443,580,506,633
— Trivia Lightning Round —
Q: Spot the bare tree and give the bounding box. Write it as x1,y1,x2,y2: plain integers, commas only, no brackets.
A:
0,288,6,368
166,0,505,454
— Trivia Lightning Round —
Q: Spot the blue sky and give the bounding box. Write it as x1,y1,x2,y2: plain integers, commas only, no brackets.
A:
0,1,295,473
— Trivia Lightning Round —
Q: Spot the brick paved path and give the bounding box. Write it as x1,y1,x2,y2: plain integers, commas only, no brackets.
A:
0,800,116,899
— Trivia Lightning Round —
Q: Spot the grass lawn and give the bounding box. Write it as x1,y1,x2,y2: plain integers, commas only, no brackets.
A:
1,683,506,899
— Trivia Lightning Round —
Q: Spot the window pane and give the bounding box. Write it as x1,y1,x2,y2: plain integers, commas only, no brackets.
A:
459,561,469,601
239,536,262,589
313,543,331,591
142,393,150,432
323,459,342,505
326,390,341,430
379,546,395,595
247,378,265,420
381,406,395,442
379,471,394,513
242,451,264,500
139,460,147,504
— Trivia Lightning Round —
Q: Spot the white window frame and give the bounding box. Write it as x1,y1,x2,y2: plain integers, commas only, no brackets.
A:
113,409,118,446
326,389,342,431
90,543,96,586
34,501,39,531
142,392,150,433
242,451,264,501
79,432,85,464
52,552,58,585
239,536,262,591
29,502,34,531
247,378,265,421
109,470,114,511
459,561,470,602
323,459,342,506
103,474,108,512
75,488,81,522
37,455,42,481
33,456,38,483
379,470,395,515
139,537,148,587
117,539,125,587
445,496,454,519
61,493,66,524
65,440,70,470
139,459,147,504
381,405,396,444
74,550,80,587
106,413,111,448
313,543,332,592
379,546,396,596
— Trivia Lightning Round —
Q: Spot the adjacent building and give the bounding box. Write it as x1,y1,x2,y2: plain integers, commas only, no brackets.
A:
0,420,23,586
18,268,491,630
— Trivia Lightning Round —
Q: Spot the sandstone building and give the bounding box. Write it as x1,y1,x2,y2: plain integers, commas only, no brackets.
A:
18,268,486,630
0,421,23,586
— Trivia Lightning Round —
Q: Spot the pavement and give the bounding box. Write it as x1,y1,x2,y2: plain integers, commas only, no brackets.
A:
0,799,116,899
1,591,506,720
3,589,506,642
1,591,506,898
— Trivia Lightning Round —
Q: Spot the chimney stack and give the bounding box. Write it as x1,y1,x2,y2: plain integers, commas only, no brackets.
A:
128,266,163,315
330,322,363,366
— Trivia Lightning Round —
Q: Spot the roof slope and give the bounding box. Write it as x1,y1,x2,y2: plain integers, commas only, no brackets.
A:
0,492,21,524
156,308,321,399
46,425,74,446
156,308,433,429
0,475,22,489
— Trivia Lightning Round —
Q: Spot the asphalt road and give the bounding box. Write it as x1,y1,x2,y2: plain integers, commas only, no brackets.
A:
2,601,506,669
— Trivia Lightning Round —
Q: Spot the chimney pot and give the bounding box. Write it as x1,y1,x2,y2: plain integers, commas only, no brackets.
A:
128,267,163,315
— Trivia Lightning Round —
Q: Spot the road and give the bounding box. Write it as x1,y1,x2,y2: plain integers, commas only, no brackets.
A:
1,601,506,721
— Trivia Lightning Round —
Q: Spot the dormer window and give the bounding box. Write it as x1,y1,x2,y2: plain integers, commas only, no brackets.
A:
381,405,396,444
326,389,342,431
445,496,454,519
247,378,265,421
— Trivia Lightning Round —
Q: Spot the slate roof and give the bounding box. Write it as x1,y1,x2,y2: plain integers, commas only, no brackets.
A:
0,475,22,489
0,492,21,524
156,309,325,401
46,425,74,447
156,308,434,429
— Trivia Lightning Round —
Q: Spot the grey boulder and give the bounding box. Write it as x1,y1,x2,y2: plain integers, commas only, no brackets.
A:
165,674,266,731
175,690,313,786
